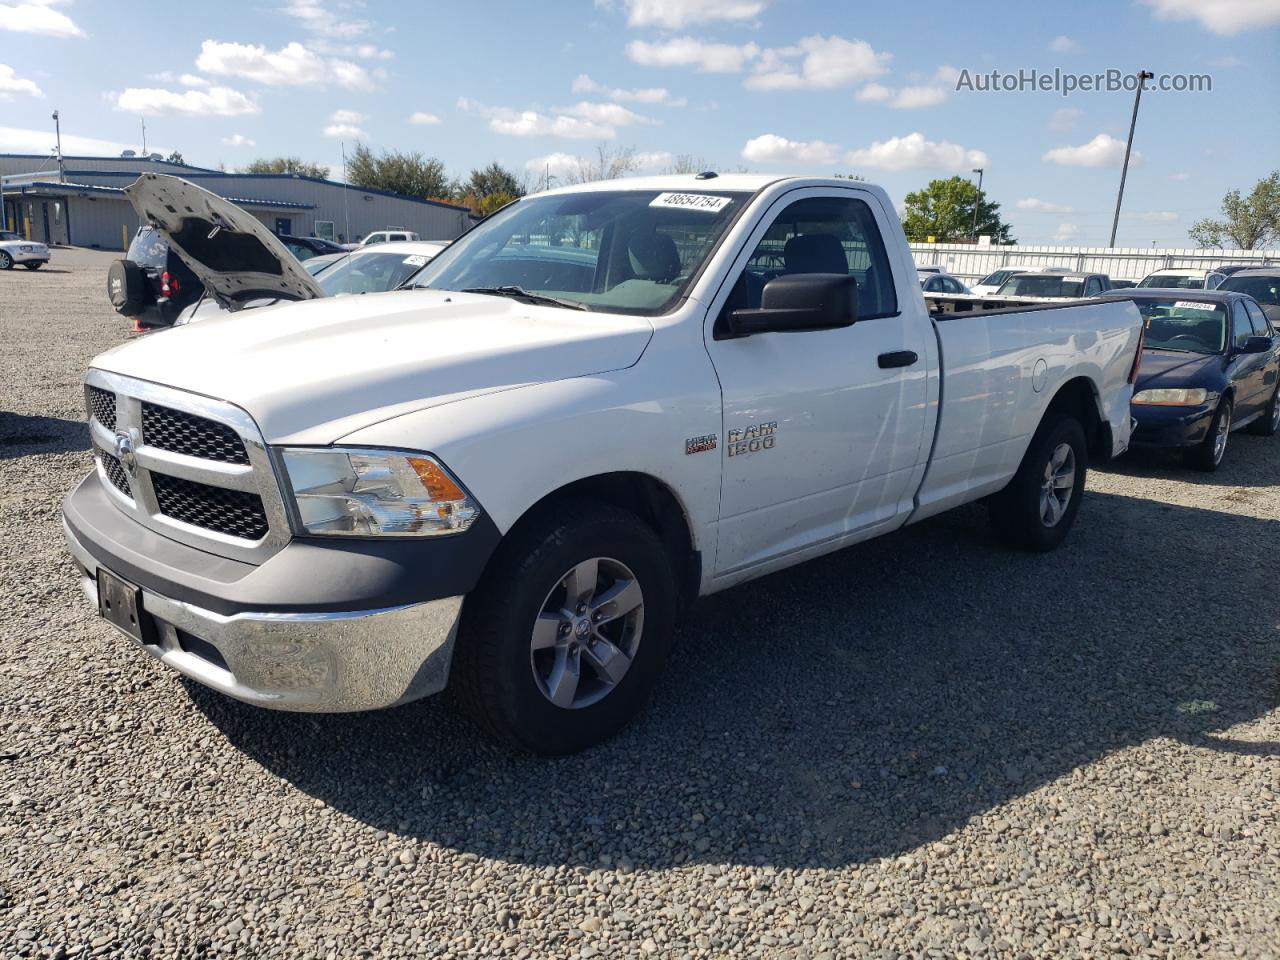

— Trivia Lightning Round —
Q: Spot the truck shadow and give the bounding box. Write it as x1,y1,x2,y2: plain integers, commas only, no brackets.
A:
0,412,89,460
189,490,1279,870
1097,435,1280,488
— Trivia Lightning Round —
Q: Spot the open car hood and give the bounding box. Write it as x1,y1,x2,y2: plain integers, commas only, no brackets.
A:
123,174,325,311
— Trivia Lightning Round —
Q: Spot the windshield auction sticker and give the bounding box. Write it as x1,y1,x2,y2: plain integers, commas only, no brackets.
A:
1174,300,1217,311
649,193,732,213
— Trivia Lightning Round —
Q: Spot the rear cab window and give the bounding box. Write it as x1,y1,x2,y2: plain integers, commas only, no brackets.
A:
127,227,168,271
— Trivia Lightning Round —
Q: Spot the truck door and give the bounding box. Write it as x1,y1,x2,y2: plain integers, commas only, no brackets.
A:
703,188,931,576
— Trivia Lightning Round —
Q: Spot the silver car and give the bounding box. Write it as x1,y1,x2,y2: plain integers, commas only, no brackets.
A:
0,230,50,270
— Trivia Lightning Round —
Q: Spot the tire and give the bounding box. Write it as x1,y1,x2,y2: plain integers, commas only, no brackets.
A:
990,415,1088,552
22,262,41,271
106,259,148,316
1247,386,1280,437
452,500,677,754
1184,395,1232,471
0,252,11,270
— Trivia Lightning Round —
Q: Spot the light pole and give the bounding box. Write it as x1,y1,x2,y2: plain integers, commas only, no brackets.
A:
970,167,984,242
1109,69,1153,248
52,110,64,182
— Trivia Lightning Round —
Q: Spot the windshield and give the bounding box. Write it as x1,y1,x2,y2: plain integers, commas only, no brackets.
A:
1135,299,1226,354
0,231,22,242
316,250,435,295
998,275,1085,297
1138,273,1203,289
1220,275,1280,305
408,189,749,315
978,270,1013,286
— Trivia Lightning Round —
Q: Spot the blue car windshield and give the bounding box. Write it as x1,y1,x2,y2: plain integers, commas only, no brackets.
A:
1135,299,1226,354
406,189,749,315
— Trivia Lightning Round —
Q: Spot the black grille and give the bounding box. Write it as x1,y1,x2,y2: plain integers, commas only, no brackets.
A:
152,474,269,540
142,403,250,465
98,452,132,498
87,386,116,430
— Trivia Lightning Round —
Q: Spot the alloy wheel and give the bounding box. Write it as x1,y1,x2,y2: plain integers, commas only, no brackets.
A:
1039,442,1076,528
1213,403,1231,465
529,557,644,709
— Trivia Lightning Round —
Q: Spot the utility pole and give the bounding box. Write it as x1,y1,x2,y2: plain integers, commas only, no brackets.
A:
141,117,147,156
1109,69,1154,248
341,141,351,243
52,110,64,182
969,167,984,241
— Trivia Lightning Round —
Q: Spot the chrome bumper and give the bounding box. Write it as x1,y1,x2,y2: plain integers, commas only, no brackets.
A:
65,519,464,712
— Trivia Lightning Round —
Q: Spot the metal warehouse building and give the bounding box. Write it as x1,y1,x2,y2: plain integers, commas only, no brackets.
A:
0,154,473,251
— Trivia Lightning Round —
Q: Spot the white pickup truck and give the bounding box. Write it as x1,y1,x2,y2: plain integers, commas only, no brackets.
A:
64,173,1143,753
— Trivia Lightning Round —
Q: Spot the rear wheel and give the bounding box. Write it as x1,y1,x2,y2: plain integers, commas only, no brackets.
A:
1185,396,1232,471
1247,386,1280,437
0,252,11,270
990,415,1088,552
453,501,676,754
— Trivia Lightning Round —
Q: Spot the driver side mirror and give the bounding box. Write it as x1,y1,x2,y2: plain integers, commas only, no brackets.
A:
724,273,857,339
1239,335,1272,354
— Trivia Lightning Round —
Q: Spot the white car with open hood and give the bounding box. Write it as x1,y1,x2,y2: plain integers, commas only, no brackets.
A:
64,173,1143,753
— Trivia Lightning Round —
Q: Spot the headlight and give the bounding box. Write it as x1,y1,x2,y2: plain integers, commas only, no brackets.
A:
20,245,33,252
1132,388,1209,406
281,448,480,537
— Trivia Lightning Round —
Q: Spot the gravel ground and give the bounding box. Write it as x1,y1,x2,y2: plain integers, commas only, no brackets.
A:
2,247,1278,959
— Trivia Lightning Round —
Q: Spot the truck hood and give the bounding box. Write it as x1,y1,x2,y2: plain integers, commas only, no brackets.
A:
92,289,653,443
124,174,325,310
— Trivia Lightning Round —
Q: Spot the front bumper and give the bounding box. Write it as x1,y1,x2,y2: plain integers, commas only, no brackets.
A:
1130,403,1216,448
9,246,48,264
62,472,499,712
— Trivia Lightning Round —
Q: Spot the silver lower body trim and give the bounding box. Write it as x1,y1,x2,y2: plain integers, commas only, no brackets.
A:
66,520,464,712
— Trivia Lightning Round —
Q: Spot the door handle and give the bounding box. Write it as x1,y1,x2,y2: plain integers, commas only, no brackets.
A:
878,350,919,369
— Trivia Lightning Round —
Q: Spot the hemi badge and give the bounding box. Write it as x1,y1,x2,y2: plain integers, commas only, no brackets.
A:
685,434,717,455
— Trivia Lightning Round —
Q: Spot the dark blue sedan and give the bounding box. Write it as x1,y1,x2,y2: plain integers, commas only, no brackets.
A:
1098,290,1280,470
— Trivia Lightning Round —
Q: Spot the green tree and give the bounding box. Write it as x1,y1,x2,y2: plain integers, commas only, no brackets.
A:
476,192,518,217
1188,171,1280,249
164,150,185,166
241,156,330,178
902,176,1014,244
347,144,450,200
464,162,525,200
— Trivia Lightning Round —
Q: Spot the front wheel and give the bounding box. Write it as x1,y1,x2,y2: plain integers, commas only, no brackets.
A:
22,261,41,271
453,501,676,754
1184,396,1232,471
0,252,11,270
990,415,1088,552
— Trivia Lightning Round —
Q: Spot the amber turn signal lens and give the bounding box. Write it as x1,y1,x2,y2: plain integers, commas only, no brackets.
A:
407,456,468,502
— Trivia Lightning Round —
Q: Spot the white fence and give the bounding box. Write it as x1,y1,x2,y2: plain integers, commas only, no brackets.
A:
909,242,1277,284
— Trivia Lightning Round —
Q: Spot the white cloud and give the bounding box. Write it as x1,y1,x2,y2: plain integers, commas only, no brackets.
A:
747,34,890,91
196,40,375,91
0,63,41,98
1123,210,1178,222
112,86,260,117
554,101,656,127
0,124,166,156
0,1,84,37
572,73,683,105
843,132,988,172
525,151,582,180
222,133,255,147
626,37,760,73
634,150,674,169
1048,107,1082,132
328,108,362,125
741,133,839,165
1017,197,1074,214
1139,0,1280,35
1043,133,1136,167
280,0,369,38
178,74,208,87
856,82,892,102
323,122,365,139
1053,223,1080,242
311,39,394,60
459,98,616,139
614,0,768,28
890,85,947,109
408,111,441,125
1049,35,1076,51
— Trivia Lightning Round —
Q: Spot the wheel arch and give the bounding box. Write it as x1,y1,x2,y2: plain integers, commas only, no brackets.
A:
1045,375,1110,463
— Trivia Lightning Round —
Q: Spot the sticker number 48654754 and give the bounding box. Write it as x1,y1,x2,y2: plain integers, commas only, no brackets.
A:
649,192,732,213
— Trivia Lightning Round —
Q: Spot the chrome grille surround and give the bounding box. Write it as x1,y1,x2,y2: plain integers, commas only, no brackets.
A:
84,369,291,564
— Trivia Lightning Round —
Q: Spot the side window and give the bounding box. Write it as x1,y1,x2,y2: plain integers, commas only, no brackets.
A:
1231,301,1253,348
1085,277,1101,296
945,277,965,293
728,194,898,320
1244,300,1271,336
